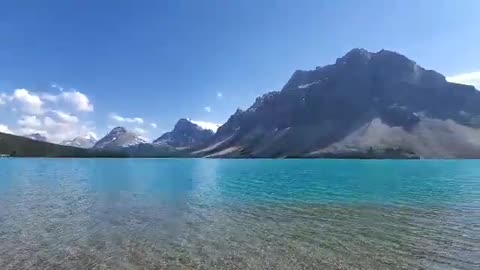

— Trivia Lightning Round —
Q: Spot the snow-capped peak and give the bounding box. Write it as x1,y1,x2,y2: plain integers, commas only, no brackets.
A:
61,133,98,149
93,127,146,149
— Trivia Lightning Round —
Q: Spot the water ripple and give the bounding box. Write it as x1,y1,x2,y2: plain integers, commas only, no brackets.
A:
0,158,478,269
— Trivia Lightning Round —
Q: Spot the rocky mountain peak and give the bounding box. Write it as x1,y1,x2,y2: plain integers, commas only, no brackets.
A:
153,118,214,147
336,48,373,65
174,118,196,130
93,127,145,149
110,126,127,134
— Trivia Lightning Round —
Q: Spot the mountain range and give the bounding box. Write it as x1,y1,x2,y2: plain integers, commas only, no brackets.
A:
2,48,480,158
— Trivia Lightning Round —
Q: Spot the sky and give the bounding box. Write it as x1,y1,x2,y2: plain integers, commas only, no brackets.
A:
0,0,479,142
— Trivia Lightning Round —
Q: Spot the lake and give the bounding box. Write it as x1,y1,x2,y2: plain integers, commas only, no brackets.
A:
0,159,478,269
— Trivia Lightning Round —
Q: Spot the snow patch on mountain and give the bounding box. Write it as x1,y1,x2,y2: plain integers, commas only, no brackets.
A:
61,133,97,148
298,80,322,89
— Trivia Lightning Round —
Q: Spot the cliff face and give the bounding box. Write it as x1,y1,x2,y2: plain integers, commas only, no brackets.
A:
196,49,480,158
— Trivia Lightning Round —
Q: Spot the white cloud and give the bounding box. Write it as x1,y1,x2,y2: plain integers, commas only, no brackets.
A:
204,106,212,113
11,89,44,115
110,113,144,124
51,83,64,91
0,124,14,134
41,116,95,143
217,92,223,98
3,88,93,113
61,91,93,112
1,86,96,143
17,115,45,136
150,123,157,128
51,110,79,124
15,113,95,143
0,93,7,105
41,90,93,112
43,116,59,128
18,115,42,129
447,71,480,89
41,93,59,102
133,127,147,135
190,120,220,132
63,91,94,112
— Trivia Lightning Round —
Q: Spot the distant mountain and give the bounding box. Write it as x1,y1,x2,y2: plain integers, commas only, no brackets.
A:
153,118,214,147
0,132,125,157
25,133,47,142
195,48,480,158
93,127,146,149
61,134,97,149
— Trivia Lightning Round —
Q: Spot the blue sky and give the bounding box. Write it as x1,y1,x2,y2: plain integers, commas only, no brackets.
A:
0,0,479,142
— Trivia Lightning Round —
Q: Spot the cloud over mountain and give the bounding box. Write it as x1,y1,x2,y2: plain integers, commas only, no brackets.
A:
190,120,220,132
447,71,480,89
10,89,44,115
0,87,96,142
41,90,94,112
0,124,13,134
110,113,144,124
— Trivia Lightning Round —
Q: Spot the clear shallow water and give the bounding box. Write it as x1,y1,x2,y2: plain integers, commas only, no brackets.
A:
0,159,478,270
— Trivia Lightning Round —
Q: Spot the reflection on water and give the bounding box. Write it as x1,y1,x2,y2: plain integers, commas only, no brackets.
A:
0,159,478,269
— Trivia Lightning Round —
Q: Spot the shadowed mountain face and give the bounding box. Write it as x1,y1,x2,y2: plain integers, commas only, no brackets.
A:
153,118,214,147
197,49,480,158
93,127,146,150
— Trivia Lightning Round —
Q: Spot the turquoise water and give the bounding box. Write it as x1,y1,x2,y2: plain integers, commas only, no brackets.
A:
0,159,478,269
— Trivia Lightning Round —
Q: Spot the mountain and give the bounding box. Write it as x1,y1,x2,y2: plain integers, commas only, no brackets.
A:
25,133,47,142
0,132,126,157
195,48,480,158
5,48,480,159
153,118,214,147
61,134,97,149
93,127,146,149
